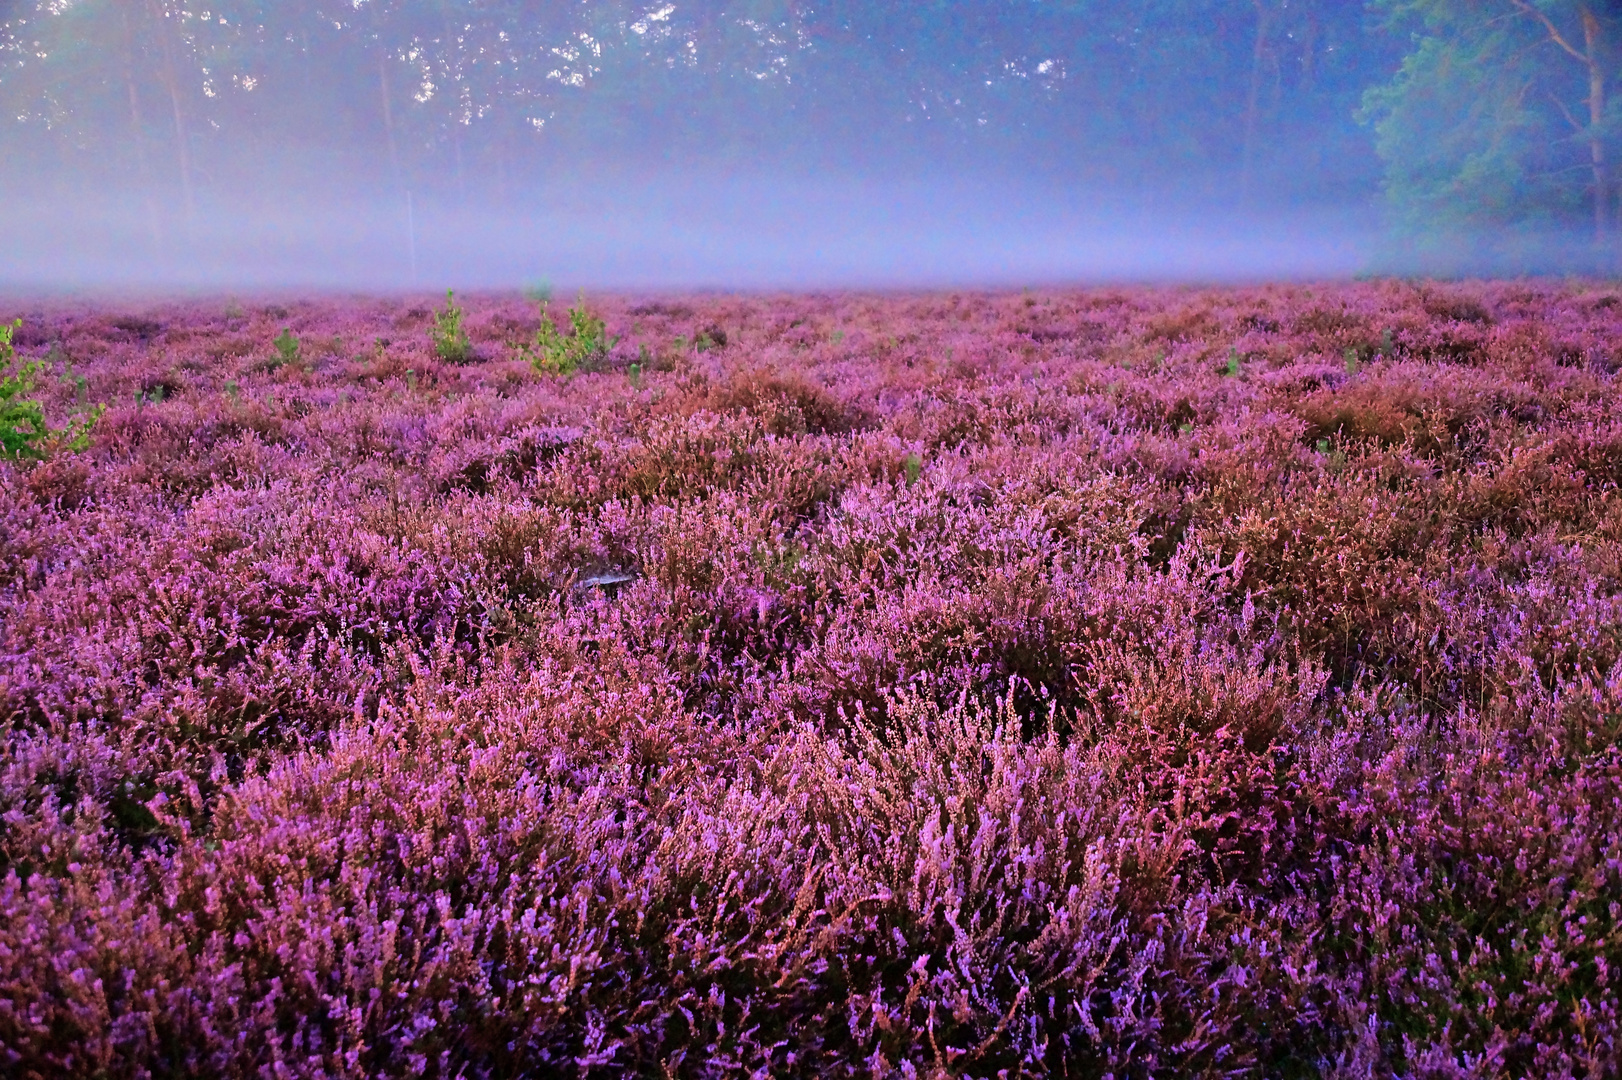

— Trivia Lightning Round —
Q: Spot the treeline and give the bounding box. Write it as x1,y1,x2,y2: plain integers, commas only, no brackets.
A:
1,1,1619,266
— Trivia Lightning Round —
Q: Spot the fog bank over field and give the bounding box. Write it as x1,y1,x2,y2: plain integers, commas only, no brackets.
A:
4,2,1621,288
0,175,1380,292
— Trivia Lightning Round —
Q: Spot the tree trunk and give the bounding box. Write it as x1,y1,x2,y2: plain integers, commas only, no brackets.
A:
120,1,165,254
379,49,403,187
1299,10,1318,94
146,0,195,226
1581,5,1609,252
441,4,469,205
1240,0,1272,202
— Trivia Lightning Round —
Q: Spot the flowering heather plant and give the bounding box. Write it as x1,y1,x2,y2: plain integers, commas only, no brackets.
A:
1,282,1621,1076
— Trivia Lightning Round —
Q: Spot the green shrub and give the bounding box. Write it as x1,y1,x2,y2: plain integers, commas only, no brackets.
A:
431,290,474,363
272,327,302,367
0,319,102,461
518,294,617,376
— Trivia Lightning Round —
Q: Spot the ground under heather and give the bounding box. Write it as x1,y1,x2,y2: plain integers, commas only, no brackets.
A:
2,282,1620,1077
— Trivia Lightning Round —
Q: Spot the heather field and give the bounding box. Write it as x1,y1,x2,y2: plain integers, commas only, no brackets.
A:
4,281,1622,1077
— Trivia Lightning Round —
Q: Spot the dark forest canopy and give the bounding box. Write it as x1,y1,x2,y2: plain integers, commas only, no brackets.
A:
2,1,1621,272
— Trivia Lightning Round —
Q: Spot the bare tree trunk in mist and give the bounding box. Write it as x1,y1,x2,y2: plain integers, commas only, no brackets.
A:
121,1,165,256
452,126,468,204
378,50,403,187
374,26,418,283
1299,10,1318,94
146,0,195,228
495,131,511,205
441,4,469,205
1240,0,1272,202
1581,6,1610,255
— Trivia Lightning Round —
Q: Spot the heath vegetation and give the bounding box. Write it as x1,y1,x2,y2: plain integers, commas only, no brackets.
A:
1,282,1620,1077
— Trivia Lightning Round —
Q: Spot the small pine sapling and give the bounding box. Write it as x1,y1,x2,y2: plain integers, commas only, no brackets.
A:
273,328,302,368
432,290,474,363
567,298,617,362
519,293,618,376
523,309,574,375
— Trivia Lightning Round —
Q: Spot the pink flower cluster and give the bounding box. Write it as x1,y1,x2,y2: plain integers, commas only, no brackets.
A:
1,282,1620,1076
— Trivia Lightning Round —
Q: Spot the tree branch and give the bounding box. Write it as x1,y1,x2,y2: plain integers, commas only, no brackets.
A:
1510,0,1591,65
1548,88,1585,133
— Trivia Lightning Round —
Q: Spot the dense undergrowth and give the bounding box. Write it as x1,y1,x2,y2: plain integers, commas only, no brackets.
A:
2,282,1621,1077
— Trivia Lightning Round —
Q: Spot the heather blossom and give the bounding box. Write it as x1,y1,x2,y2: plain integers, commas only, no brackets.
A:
0,282,1619,1076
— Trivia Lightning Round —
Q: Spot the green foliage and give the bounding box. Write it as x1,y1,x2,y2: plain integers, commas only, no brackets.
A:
272,327,302,367
1361,0,1620,265
1226,347,1242,376
0,321,46,460
518,294,617,376
431,290,474,364
1345,347,1361,375
903,451,922,486
0,319,102,461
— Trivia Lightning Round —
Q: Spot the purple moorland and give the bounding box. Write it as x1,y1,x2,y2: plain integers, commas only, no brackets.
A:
2,282,1620,1077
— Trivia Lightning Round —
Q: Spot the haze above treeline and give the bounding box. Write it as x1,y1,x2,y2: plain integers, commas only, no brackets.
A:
2,1,1619,287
